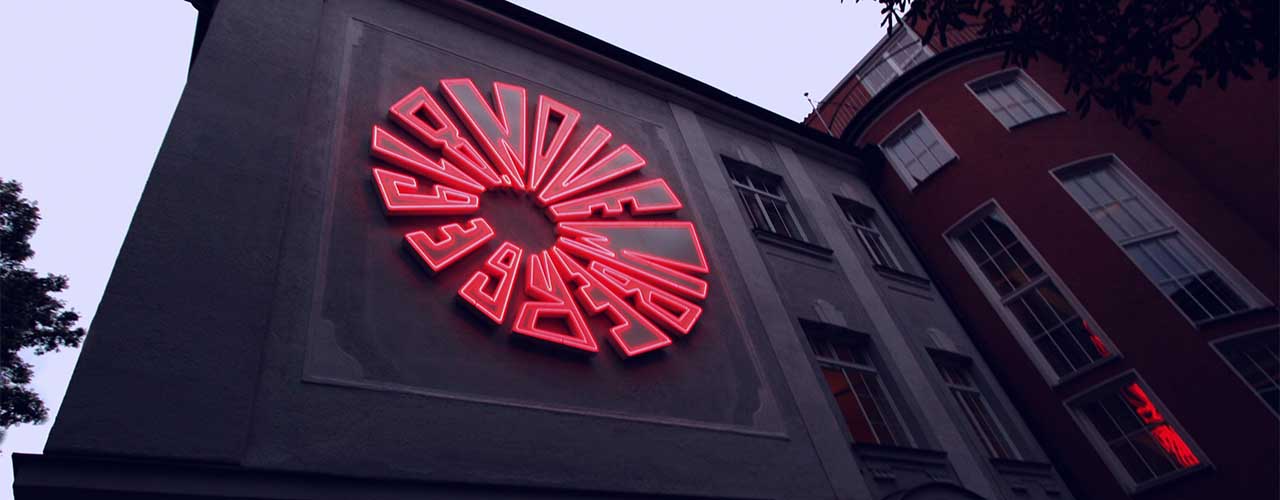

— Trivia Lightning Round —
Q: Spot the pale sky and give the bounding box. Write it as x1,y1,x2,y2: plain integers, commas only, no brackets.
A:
0,1,887,496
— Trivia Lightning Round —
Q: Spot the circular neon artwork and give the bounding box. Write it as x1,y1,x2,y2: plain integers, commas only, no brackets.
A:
367,79,709,358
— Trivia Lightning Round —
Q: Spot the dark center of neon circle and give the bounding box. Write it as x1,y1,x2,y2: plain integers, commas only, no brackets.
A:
477,189,558,255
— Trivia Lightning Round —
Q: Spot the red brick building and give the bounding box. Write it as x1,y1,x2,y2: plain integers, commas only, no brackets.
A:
807,23,1278,500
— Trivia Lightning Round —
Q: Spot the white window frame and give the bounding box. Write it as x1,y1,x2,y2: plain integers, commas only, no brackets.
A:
964,68,1065,129
725,161,810,242
859,28,935,96
879,111,958,190
1210,325,1280,418
809,334,916,447
837,197,903,271
944,200,1120,385
1049,154,1270,326
1063,370,1212,493
934,358,1022,460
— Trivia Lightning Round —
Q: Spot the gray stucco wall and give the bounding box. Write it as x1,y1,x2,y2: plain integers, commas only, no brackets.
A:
36,1,1070,499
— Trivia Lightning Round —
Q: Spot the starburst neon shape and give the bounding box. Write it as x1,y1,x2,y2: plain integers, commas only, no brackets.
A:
367,79,709,358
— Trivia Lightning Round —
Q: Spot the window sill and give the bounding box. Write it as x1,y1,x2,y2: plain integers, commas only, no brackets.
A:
873,265,932,288
1005,110,1066,131
1048,353,1125,389
851,443,950,465
903,157,958,193
1193,305,1278,330
1127,463,1213,495
752,229,834,260
988,457,1054,474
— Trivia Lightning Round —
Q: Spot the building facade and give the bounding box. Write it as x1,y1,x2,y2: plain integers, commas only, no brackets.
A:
14,1,1082,499
807,20,1277,500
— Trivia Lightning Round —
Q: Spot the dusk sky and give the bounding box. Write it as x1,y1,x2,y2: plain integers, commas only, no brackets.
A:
0,1,891,495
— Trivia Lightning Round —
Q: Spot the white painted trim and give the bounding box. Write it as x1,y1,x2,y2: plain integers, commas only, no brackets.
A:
853,53,1004,144
877,111,959,191
942,199,1122,386
1047,154,1273,326
1209,324,1280,418
1061,370,1214,493
963,67,1066,131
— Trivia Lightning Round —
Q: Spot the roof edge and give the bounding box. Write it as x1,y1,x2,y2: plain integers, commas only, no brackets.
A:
453,0,859,158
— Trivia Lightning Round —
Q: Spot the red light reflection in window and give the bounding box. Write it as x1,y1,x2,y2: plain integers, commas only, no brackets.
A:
1122,383,1200,468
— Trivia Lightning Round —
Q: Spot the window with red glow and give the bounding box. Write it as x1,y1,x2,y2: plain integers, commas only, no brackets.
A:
1072,376,1204,488
949,208,1116,382
808,334,912,447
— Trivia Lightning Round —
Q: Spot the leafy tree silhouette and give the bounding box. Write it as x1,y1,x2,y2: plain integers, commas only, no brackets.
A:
1,179,86,435
849,0,1277,136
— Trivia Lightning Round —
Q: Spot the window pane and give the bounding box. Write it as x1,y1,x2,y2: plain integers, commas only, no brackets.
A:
738,190,768,232
823,367,877,443
954,211,1115,380
1084,383,1206,485
1007,243,1043,279
883,116,952,186
1034,335,1072,376
1057,163,1250,323
1218,330,1280,414
1111,441,1157,483
1082,401,1124,440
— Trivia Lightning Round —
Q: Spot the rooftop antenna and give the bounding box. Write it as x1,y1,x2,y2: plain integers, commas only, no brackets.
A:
805,92,835,137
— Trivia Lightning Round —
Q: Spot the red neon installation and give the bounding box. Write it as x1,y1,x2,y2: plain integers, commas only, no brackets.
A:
556,221,710,300
459,241,524,324
536,125,647,206
371,125,485,193
551,247,672,357
547,178,683,221
512,251,599,352
388,87,505,188
372,168,480,215
372,79,712,358
528,95,581,193
441,78,528,190
588,261,702,335
404,218,495,273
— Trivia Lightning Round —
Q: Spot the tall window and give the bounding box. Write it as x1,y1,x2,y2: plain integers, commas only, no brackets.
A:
1069,375,1205,490
1055,160,1253,323
859,28,933,96
808,333,912,447
967,69,1063,128
881,113,957,189
838,198,902,270
725,159,808,242
935,360,1019,459
1214,328,1279,415
950,208,1115,381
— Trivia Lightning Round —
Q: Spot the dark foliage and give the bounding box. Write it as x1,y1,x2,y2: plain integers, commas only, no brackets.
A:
1,179,86,429
850,0,1277,136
